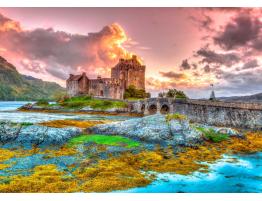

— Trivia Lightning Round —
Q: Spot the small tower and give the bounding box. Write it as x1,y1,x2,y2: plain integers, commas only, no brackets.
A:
209,84,216,101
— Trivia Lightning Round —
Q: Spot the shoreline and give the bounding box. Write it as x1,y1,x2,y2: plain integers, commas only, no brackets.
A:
18,108,143,118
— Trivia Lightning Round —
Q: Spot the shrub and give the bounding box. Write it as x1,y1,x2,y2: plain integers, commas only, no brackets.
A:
35,99,49,106
197,127,229,143
124,85,150,100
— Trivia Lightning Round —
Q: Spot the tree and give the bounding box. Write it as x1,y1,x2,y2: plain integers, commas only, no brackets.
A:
166,89,177,98
176,90,187,99
158,92,166,98
124,85,149,99
160,88,188,99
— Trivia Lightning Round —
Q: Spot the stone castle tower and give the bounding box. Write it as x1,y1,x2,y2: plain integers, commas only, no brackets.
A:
66,55,146,99
111,55,145,90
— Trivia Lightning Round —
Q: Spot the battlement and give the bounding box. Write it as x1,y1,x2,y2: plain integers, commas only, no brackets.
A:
89,78,122,86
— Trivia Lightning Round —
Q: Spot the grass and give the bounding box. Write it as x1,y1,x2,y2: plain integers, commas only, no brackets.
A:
165,113,187,122
21,122,34,127
197,127,229,143
126,97,145,101
67,134,140,148
59,95,128,110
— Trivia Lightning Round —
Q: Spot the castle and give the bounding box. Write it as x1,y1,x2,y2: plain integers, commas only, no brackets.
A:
66,55,146,99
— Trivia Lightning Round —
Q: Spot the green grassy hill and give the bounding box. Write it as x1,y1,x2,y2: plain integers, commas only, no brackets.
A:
0,56,65,101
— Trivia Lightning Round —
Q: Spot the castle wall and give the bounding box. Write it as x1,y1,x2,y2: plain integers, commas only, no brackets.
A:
66,80,79,96
89,78,123,99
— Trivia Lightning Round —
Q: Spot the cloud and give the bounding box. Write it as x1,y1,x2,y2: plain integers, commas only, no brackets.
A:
159,71,186,79
180,59,191,70
189,13,214,32
242,59,259,70
0,13,135,80
20,59,45,73
215,69,262,95
203,64,211,73
214,13,262,50
196,46,240,67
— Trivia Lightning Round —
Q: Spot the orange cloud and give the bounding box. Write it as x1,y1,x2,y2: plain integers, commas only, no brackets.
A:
0,13,139,81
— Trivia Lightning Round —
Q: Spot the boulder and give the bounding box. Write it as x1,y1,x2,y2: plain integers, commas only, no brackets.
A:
0,124,81,147
88,114,203,145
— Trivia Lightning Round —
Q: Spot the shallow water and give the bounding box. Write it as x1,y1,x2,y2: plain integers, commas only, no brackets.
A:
0,101,134,123
121,153,262,193
0,101,35,111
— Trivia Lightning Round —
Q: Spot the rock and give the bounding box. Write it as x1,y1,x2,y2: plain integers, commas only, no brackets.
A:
49,105,63,110
200,124,242,137
19,103,33,110
80,106,94,112
0,124,81,147
88,114,203,145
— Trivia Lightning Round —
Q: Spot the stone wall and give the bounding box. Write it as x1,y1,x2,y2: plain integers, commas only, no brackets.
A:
128,98,262,129
173,100,262,129
89,78,123,99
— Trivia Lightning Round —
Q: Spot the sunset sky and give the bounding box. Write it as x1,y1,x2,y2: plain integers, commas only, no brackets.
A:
0,8,262,98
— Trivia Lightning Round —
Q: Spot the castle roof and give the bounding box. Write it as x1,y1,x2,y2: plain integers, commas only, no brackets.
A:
67,73,86,81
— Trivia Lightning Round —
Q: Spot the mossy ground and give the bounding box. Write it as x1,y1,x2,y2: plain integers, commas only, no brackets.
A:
67,134,140,148
0,131,261,192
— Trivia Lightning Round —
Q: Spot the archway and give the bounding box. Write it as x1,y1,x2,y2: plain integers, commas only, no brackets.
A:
141,104,145,113
160,104,170,114
148,104,157,115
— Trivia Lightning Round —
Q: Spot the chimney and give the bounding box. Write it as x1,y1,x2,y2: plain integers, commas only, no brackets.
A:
69,74,73,78
132,55,137,61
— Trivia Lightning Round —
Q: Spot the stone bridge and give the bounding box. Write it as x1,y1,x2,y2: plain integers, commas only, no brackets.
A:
128,98,262,129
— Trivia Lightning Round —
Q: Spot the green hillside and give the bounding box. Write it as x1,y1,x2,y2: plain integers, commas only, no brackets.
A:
0,56,65,101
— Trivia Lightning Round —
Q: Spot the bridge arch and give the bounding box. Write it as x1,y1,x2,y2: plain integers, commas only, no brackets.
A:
160,104,170,114
141,104,145,113
148,104,157,115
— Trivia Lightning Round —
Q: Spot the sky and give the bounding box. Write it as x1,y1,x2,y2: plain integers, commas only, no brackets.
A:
0,8,262,98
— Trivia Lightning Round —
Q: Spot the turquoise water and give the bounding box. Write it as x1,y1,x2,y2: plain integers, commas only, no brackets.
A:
121,153,262,193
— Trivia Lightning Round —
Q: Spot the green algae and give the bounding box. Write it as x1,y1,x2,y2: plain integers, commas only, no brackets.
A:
68,134,140,148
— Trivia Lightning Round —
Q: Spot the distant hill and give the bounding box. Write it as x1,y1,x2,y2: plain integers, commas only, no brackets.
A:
0,56,66,101
219,93,262,103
